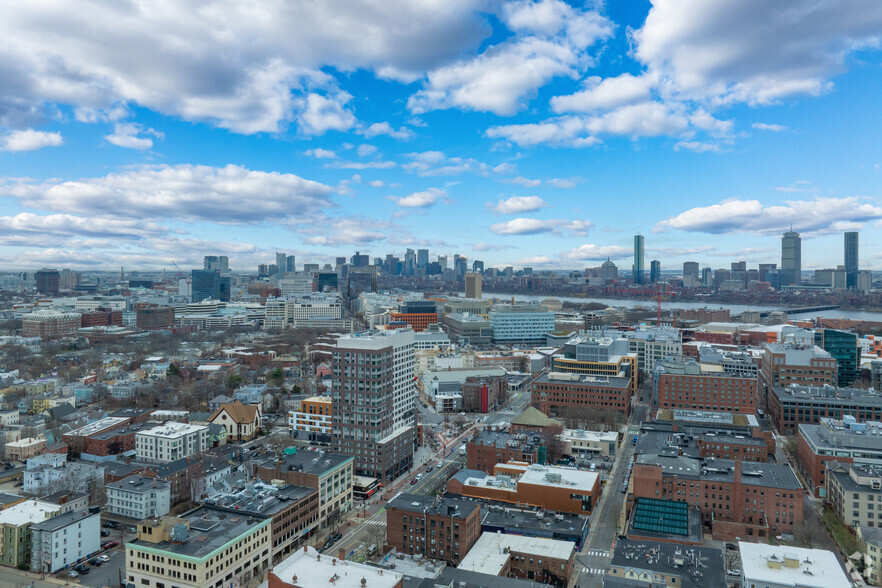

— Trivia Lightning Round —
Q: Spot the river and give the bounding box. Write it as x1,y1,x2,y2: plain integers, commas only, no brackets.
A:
426,291,882,321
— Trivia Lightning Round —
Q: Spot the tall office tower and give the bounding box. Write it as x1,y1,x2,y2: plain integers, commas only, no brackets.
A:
650,260,661,283
632,235,645,284
599,258,618,280
781,231,802,286
203,256,229,273
350,251,370,267
275,252,287,277
438,255,448,270
335,256,346,268
35,268,60,295
286,256,296,273
417,248,429,270
257,264,269,276
844,231,859,289
465,273,483,299
191,269,231,302
454,254,468,277
331,329,416,482
473,260,484,273
682,261,700,285
404,249,416,276
731,261,746,272
758,263,777,283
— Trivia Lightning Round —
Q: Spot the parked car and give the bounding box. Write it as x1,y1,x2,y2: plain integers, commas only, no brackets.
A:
102,540,119,549
101,529,110,537
425,465,434,472
329,532,342,543
127,526,137,533
98,555,110,563
102,521,118,529
69,570,79,578
410,478,418,485
88,557,103,566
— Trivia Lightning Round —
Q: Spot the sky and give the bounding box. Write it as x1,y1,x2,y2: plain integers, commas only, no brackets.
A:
1,0,882,273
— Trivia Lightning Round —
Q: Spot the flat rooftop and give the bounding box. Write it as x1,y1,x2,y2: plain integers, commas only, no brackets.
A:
388,493,479,519
635,454,801,489
0,500,61,526
610,539,725,588
31,506,99,532
458,532,574,576
536,372,630,389
127,506,270,561
64,416,129,437
258,451,352,476
738,542,850,588
503,463,599,492
107,475,170,494
137,422,208,438
271,546,403,588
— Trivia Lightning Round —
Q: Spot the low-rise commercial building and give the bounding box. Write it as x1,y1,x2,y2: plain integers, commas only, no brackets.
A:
560,429,618,458
107,475,171,520
253,451,353,528
552,334,637,396
457,532,575,587
796,416,882,498
125,506,272,588
606,539,725,588
268,545,404,588
448,462,600,516
209,483,319,563
738,542,850,588
385,493,482,565
30,507,100,573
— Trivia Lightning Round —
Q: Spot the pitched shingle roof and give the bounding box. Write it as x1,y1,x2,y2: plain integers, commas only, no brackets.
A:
208,400,259,424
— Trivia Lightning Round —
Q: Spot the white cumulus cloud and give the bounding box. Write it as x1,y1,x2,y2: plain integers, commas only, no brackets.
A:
488,196,550,214
490,217,592,236
0,129,63,152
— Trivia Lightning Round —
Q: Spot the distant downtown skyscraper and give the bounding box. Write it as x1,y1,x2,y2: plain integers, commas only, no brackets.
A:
781,230,802,286
650,260,661,283
844,231,859,289
633,234,645,284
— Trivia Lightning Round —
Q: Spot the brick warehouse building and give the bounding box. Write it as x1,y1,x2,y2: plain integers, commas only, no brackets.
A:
532,372,632,419
385,493,482,566
653,359,757,414
630,455,802,541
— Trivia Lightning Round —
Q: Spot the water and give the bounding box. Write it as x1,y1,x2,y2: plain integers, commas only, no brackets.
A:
451,292,882,321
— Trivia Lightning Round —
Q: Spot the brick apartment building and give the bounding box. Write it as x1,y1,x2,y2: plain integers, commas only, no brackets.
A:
653,359,757,414
385,493,481,565
630,455,802,541
796,416,882,498
532,372,632,419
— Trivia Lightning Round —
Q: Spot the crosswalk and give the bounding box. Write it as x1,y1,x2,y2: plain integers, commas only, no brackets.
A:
581,567,606,576
585,549,609,557
362,519,386,526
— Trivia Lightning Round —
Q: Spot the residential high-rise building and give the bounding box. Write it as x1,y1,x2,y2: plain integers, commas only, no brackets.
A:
465,272,482,299
845,231,859,289
191,269,230,302
781,230,802,286
331,330,416,482
632,235,644,284
682,261,699,285
649,260,661,283
35,268,60,295
417,248,429,270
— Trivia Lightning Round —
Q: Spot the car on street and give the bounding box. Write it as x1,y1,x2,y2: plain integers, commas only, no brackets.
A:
410,477,418,484
102,540,119,549
88,557,103,566
101,529,110,537
69,570,79,578
425,465,433,472
98,555,110,563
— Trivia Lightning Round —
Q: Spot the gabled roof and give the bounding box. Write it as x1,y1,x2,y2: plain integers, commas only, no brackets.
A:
511,406,561,428
208,400,259,424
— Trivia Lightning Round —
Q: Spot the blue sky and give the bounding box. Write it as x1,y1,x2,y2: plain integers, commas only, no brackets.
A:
1,0,882,272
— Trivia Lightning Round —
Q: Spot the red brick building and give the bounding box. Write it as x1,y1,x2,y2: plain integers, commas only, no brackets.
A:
136,303,175,329
532,372,632,419
630,456,802,541
80,308,123,327
461,375,508,412
466,430,544,474
385,493,482,565
654,360,757,414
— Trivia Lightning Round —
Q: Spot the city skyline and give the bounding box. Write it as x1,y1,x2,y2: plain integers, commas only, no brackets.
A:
1,1,882,271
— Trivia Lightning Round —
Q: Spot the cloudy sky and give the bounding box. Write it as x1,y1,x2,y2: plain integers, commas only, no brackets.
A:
1,0,882,272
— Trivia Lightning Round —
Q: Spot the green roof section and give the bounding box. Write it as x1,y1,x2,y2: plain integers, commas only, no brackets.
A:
511,406,562,428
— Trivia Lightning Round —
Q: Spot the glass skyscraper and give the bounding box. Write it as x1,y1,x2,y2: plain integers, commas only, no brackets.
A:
633,234,645,284
844,231,858,289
